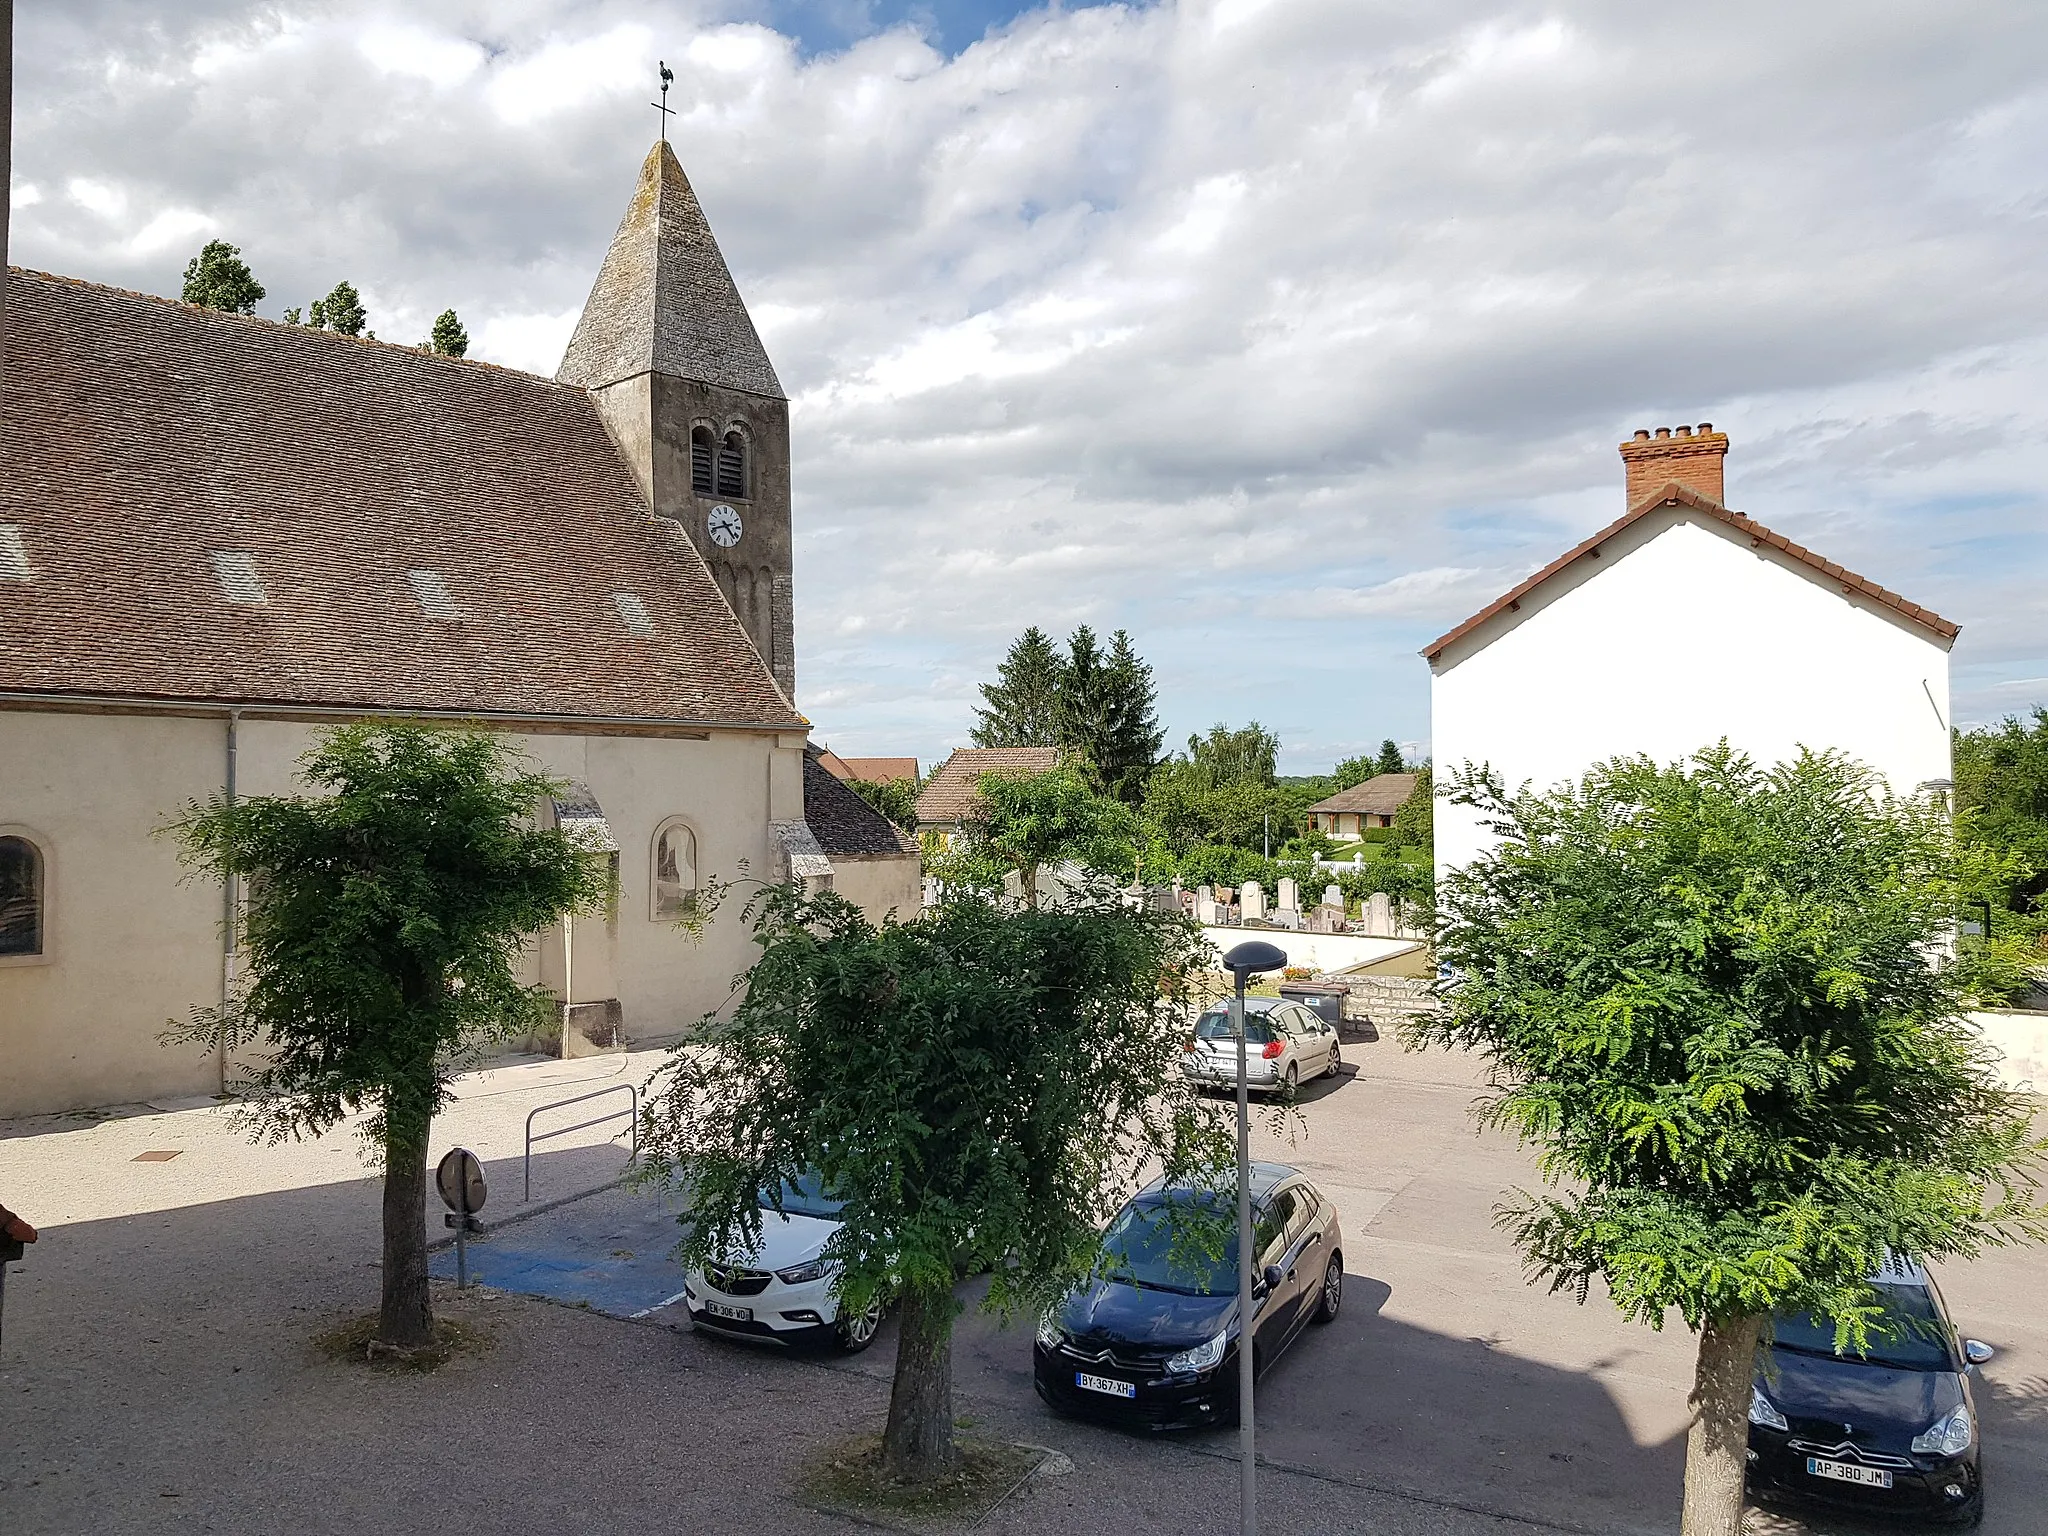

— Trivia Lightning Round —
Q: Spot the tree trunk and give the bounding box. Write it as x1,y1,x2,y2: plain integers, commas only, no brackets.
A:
1681,1313,1764,1536
1020,860,1039,910
881,1283,959,1481
377,1116,434,1349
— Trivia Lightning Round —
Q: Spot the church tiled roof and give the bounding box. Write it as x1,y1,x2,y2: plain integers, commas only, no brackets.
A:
557,142,785,400
0,269,804,727
803,750,918,858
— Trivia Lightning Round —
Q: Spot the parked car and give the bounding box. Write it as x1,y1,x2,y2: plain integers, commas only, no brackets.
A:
1033,1162,1344,1430
682,1172,886,1353
1747,1254,1993,1526
1182,997,1342,1096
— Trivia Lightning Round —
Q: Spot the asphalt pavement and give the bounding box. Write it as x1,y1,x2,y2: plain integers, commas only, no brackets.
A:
3,1035,2043,1536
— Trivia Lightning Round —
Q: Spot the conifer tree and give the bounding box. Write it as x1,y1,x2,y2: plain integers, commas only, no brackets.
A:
971,626,1066,747
1375,738,1406,776
180,240,265,314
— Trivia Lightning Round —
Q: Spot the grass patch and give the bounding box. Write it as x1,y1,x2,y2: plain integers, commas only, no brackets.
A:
313,1312,491,1374
797,1432,1044,1528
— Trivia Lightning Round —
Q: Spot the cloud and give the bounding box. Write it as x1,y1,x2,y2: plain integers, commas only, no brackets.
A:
10,0,2048,770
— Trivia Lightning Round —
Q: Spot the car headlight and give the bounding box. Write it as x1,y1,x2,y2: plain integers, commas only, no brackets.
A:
1036,1312,1066,1350
1911,1405,1973,1456
1165,1330,1229,1375
1748,1386,1789,1431
774,1257,841,1285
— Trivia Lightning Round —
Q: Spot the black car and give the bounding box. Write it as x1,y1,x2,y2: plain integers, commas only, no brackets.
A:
1032,1162,1343,1431
1747,1255,1995,1526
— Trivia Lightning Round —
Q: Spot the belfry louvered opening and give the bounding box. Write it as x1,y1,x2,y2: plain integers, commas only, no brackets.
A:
716,432,746,498
691,427,715,495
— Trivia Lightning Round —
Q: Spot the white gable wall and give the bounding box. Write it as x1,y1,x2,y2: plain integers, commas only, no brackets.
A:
1431,507,1953,875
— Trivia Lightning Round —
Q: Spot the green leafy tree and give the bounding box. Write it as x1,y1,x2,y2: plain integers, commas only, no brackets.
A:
428,308,469,358
846,775,919,836
164,724,611,1349
1410,746,2048,1536
310,280,368,338
180,239,265,314
960,765,1137,907
638,885,1229,1483
1383,765,1434,855
971,626,1066,748
1187,721,1279,788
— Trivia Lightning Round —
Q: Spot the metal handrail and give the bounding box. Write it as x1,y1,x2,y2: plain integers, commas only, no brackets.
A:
523,1082,638,1201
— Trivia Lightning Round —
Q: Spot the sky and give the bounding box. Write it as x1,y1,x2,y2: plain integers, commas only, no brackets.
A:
9,0,2048,774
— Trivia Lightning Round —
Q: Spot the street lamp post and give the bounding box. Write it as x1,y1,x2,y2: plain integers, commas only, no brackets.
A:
1221,938,1287,1536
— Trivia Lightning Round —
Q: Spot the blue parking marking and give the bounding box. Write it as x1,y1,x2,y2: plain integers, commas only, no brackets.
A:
430,1181,695,1320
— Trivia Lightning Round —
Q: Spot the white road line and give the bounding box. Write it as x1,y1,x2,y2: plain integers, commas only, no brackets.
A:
629,1287,691,1319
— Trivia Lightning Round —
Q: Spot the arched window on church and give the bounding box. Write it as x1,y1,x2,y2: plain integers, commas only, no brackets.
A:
650,819,699,922
0,834,45,957
716,431,747,499
690,427,716,496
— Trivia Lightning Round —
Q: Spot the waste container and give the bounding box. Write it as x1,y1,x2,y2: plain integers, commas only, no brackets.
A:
1278,982,1348,1029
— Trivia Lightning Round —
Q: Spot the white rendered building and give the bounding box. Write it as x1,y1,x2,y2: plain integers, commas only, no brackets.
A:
1425,426,1958,876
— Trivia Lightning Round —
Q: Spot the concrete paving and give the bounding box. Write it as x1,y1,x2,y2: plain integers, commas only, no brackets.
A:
2,1037,2044,1536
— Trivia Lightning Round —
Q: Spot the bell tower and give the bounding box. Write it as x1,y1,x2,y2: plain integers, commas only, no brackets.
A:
558,142,795,700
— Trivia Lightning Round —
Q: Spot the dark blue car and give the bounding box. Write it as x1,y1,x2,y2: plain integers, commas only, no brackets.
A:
1032,1162,1344,1431
1747,1255,1995,1527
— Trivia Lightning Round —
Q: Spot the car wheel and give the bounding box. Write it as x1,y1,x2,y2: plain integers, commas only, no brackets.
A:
1312,1255,1342,1323
836,1297,885,1353
1284,1063,1299,1095
1326,1042,1342,1077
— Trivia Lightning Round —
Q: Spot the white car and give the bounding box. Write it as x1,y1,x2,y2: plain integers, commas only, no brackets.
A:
683,1174,885,1352
1182,997,1343,1095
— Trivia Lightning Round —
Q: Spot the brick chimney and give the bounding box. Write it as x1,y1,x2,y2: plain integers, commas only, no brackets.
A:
1619,423,1728,508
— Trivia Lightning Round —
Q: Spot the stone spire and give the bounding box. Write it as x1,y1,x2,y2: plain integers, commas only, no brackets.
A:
558,141,784,400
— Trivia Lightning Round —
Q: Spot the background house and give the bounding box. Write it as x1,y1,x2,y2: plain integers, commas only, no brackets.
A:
913,746,1060,838
1426,426,1957,877
1304,772,1419,840
816,750,919,783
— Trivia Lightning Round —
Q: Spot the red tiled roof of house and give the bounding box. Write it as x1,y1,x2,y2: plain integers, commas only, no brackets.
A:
0,269,804,727
914,746,1060,824
1421,482,1959,663
839,756,919,783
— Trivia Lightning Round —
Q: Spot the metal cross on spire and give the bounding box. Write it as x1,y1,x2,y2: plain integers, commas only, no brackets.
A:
652,61,675,143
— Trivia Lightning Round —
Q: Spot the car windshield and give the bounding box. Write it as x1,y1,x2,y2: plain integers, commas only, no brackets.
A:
758,1170,844,1221
1098,1195,1242,1295
1194,1008,1275,1044
1769,1284,1954,1371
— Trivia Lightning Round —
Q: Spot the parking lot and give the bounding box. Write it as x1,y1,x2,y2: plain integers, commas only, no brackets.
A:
4,1034,2044,1535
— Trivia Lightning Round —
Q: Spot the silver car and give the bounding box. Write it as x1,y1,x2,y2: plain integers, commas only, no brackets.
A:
1182,997,1343,1096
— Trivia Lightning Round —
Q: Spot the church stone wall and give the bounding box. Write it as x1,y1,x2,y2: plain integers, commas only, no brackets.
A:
0,706,806,1118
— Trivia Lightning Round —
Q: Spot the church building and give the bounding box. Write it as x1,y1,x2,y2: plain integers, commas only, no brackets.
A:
0,140,917,1118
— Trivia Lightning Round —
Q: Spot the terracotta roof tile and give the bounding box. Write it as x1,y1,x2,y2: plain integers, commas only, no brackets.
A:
0,268,804,727
1421,482,1959,663
839,756,919,783
914,746,1060,824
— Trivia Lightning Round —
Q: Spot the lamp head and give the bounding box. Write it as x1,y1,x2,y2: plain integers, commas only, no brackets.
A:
1222,940,1287,977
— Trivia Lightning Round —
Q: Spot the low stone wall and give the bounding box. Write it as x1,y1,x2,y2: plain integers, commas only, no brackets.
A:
1328,973,1435,1034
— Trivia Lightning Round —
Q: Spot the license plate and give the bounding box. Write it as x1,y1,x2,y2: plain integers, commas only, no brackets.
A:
704,1300,753,1322
1806,1457,1891,1489
1076,1372,1136,1398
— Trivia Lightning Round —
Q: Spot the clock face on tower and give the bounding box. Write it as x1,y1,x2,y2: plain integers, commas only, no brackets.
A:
707,504,743,548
